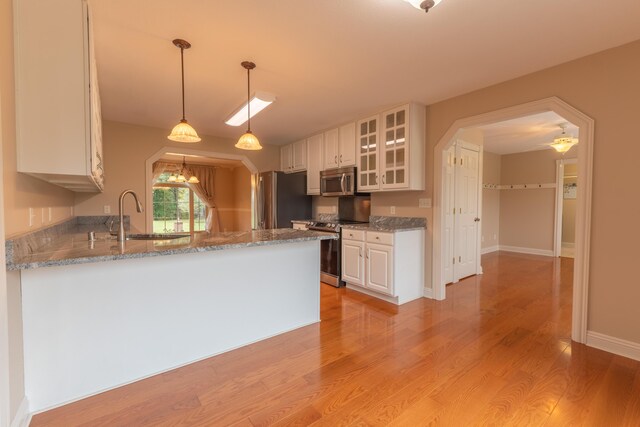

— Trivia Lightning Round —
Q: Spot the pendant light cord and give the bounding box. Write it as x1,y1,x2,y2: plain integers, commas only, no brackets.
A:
180,47,186,121
247,66,251,132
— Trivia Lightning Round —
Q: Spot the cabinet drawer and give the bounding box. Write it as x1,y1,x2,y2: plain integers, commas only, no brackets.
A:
367,231,393,245
342,229,365,241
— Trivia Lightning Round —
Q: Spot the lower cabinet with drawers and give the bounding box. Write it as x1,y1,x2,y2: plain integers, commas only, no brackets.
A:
341,227,424,305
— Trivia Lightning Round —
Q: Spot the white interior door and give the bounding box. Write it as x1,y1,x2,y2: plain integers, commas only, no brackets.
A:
454,144,480,281
443,146,455,284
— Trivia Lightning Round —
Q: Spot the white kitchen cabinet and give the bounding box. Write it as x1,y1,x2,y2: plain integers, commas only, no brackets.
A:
338,122,357,167
281,145,293,172
341,229,366,287
281,140,307,173
323,128,340,169
341,228,424,305
14,0,104,192
357,115,380,192
357,103,425,192
324,123,356,170
306,133,324,194
292,139,307,171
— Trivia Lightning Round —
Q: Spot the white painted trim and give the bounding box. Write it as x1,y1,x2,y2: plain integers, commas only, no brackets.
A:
586,331,640,362
346,284,399,305
432,96,594,343
144,147,259,233
498,245,554,257
481,245,499,255
476,148,484,277
554,158,577,257
423,287,434,299
9,398,30,427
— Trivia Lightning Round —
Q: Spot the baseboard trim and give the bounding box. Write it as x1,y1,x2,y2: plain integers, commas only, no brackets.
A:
346,284,399,305
586,331,640,362
499,245,554,257
481,245,499,255
10,397,30,427
423,287,434,299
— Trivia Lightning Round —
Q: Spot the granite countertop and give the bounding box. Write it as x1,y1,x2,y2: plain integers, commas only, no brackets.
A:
6,218,337,271
341,216,427,232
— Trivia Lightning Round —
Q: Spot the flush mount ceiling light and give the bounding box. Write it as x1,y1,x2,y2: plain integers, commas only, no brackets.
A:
550,123,578,154
235,61,263,151
225,91,276,127
167,156,200,184
403,0,443,13
167,39,201,143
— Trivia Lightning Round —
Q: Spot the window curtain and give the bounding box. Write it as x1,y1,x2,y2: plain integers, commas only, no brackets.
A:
185,164,222,233
152,161,177,182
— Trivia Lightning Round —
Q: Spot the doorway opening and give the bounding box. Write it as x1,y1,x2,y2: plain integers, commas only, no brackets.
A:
144,148,258,234
432,97,594,344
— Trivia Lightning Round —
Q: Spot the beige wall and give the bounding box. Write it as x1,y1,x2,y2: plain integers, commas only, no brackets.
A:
74,120,280,232
498,149,568,252
481,151,501,250
412,39,640,343
1,0,74,238
233,167,252,231
213,166,251,232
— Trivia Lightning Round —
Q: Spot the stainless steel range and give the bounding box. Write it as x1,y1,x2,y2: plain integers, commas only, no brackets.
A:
308,219,367,287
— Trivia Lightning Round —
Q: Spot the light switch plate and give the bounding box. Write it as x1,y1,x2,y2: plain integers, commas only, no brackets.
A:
104,205,111,214
390,206,396,214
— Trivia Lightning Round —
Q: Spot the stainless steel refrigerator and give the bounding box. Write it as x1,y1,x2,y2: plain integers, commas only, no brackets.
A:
254,171,312,229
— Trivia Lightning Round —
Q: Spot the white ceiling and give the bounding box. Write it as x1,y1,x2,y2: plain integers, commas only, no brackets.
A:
91,0,640,146
474,111,579,155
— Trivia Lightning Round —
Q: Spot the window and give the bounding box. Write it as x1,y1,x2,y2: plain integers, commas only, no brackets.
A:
153,173,206,233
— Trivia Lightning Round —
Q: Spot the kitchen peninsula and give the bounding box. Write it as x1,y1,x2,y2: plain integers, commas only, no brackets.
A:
6,217,336,412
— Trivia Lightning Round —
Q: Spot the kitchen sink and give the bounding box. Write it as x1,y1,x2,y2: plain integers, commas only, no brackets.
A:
126,233,188,240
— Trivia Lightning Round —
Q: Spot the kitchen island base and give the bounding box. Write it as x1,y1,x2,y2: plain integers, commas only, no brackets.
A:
20,240,321,412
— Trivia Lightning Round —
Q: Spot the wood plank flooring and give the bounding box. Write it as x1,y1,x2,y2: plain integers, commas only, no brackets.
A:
30,252,640,426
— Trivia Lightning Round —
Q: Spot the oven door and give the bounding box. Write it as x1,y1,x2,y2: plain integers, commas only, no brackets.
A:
318,237,341,287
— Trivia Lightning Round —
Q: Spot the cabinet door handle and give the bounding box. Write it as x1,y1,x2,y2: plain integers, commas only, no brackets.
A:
375,236,380,240
382,174,386,184
366,250,369,259
335,155,338,164
359,247,362,257
340,154,343,163
375,174,378,184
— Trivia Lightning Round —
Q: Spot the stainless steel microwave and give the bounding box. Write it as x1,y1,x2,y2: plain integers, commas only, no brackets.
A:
320,167,356,196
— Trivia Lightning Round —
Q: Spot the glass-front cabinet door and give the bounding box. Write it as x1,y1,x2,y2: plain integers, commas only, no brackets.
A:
357,115,380,191
380,106,409,189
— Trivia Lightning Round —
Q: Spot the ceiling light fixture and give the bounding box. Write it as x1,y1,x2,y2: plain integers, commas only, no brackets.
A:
168,157,200,184
550,123,578,154
403,0,443,13
235,61,263,151
225,91,276,127
167,39,201,143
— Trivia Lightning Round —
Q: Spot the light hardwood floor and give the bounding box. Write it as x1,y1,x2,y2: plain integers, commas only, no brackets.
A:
31,252,640,426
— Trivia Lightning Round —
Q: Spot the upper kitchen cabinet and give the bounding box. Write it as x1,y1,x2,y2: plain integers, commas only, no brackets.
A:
14,0,104,192
306,133,323,195
358,103,425,192
357,115,380,192
323,123,356,170
281,140,307,173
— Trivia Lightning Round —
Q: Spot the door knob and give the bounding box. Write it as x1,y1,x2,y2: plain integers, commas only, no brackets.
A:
474,218,480,222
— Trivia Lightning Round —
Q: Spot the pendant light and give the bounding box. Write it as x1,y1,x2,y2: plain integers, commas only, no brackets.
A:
550,123,578,154
235,61,263,150
167,157,199,184
168,39,201,143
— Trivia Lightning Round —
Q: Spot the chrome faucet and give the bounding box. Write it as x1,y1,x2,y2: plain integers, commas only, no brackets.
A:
117,190,144,242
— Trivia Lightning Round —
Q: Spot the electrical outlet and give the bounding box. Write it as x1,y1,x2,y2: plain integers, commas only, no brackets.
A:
390,206,396,214
104,205,111,214
493,234,497,241
419,198,432,208
48,207,53,222
41,208,45,224
331,206,337,214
